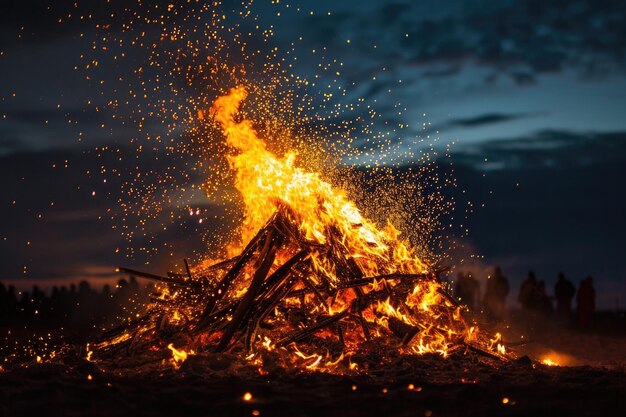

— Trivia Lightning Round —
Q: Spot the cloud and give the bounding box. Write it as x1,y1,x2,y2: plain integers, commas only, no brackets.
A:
422,65,462,78
291,0,626,84
0,127,27,155
447,113,540,128
403,112,545,140
380,3,411,22
450,129,626,170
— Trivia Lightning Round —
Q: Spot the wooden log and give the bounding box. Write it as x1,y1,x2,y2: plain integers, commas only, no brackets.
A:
436,288,462,308
205,256,238,272
341,273,430,288
299,274,329,309
273,207,305,245
242,275,301,354
196,212,279,326
193,254,303,335
325,224,363,283
285,272,423,300
257,249,309,298
353,287,371,340
237,251,309,348
117,267,191,287
335,322,345,347
275,310,349,348
387,316,420,344
240,264,303,352
464,342,506,361
195,255,309,333
284,287,314,299
214,230,282,352
184,258,193,279
433,265,451,278
256,274,300,325
95,314,153,342
192,303,238,333
349,288,388,312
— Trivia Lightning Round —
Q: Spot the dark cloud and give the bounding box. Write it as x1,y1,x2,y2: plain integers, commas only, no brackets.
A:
380,3,411,22
295,0,626,84
448,113,538,128
404,0,626,79
0,108,105,154
0,132,26,154
0,153,112,283
422,65,462,78
411,112,544,138
509,71,537,85
451,130,626,170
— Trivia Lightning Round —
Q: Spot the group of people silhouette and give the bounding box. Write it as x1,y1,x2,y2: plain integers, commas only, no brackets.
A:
0,277,148,331
454,267,596,327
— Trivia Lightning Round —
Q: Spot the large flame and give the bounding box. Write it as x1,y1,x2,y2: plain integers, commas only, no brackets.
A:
211,86,427,281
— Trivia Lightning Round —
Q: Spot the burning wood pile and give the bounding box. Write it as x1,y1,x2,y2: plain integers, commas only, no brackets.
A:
93,87,508,371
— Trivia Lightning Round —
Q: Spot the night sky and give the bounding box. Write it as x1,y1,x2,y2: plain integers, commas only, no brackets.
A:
1,0,625,308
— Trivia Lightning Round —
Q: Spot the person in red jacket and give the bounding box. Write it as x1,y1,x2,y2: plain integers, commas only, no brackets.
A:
576,276,596,327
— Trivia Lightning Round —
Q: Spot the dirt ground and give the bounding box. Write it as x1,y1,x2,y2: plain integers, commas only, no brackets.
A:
1,355,625,417
1,313,624,417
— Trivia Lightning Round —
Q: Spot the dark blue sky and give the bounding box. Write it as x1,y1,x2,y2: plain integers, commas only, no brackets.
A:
1,0,625,308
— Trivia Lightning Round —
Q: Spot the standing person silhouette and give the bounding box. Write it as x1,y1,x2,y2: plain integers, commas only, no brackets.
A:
454,272,480,311
554,272,575,322
484,266,510,320
536,280,553,315
577,276,596,328
518,270,539,311
466,273,480,311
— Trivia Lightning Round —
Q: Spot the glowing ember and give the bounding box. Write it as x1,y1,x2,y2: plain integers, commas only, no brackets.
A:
541,358,560,367
167,343,193,367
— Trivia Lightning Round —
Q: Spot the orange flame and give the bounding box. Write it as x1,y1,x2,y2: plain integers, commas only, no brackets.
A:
210,86,427,279
541,358,559,366
167,343,193,367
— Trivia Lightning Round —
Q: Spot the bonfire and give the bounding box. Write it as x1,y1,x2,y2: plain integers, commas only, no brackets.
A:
95,87,508,372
